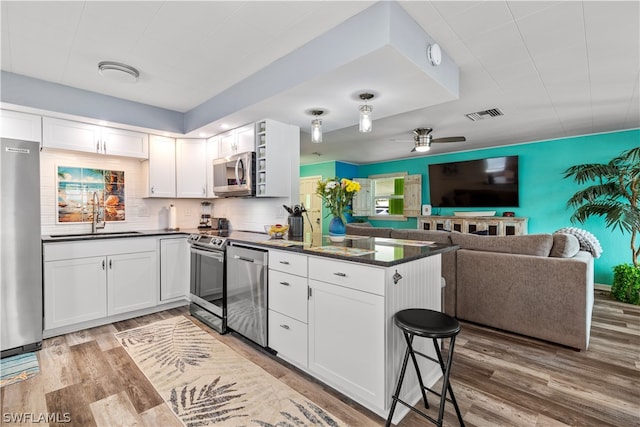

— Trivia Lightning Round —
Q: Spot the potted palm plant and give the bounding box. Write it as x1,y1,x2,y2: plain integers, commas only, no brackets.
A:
563,147,640,304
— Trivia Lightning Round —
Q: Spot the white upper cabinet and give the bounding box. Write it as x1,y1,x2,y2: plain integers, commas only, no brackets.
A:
0,110,42,142
255,119,299,198
101,126,149,159
42,117,148,159
144,135,176,198
217,124,255,158
176,138,207,198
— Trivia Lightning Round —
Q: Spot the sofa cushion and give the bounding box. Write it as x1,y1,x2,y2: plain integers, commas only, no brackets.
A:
550,233,580,258
404,230,452,244
346,223,392,238
449,232,553,257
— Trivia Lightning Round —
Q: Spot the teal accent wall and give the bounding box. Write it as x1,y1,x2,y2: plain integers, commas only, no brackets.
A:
348,129,639,285
300,161,359,235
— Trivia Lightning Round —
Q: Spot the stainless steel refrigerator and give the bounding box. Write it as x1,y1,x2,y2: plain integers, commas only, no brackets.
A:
1,137,42,358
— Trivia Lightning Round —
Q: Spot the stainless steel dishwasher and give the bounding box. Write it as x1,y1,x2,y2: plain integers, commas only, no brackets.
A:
226,244,268,347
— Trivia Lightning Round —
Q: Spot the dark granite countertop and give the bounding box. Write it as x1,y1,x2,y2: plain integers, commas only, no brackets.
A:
42,229,457,267
41,229,192,243
226,231,458,267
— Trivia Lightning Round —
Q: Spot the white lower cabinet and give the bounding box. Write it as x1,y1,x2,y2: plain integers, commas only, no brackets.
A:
160,237,190,301
266,249,444,422
308,264,385,410
267,250,308,368
44,238,159,332
107,251,157,315
44,256,108,329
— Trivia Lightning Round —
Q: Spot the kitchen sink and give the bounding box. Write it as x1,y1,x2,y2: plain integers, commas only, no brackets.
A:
48,231,145,239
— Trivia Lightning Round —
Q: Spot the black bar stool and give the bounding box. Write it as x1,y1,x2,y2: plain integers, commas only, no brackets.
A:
385,309,465,427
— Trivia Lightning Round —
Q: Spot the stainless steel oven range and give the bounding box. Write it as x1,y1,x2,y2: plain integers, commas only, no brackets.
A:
188,230,228,334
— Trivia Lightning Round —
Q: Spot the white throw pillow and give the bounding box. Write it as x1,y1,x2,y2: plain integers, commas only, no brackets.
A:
555,227,603,258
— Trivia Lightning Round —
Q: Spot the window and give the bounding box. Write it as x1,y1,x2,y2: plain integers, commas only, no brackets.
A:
352,173,421,218
373,176,404,216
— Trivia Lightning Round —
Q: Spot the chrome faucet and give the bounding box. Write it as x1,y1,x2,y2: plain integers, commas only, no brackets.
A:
92,191,106,233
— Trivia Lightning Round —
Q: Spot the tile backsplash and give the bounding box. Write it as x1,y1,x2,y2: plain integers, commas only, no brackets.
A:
40,150,293,235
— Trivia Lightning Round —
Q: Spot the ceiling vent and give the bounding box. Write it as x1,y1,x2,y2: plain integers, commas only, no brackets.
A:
465,108,503,121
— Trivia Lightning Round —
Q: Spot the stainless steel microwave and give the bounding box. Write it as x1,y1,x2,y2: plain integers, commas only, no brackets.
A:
212,151,256,197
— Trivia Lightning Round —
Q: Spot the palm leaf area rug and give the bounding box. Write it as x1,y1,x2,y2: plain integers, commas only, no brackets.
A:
115,316,347,427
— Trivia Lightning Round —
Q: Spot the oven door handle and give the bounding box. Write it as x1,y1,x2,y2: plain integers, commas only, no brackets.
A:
190,247,225,262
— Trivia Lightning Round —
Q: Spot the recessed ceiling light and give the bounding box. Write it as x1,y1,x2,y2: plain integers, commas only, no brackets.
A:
98,61,139,83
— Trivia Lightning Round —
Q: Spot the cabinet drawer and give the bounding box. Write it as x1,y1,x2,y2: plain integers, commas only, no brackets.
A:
268,310,307,368
268,270,307,322
308,256,385,296
269,250,307,276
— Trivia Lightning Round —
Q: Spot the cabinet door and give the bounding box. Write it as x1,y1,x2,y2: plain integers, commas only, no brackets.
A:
42,117,101,154
147,135,176,198
107,251,157,315
160,238,189,301
176,139,207,198
44,257,108,330
308,279,385,408
0,110,42,142
235,124,255,154
217,130,236,158
101,127,149,159
352,178,373,216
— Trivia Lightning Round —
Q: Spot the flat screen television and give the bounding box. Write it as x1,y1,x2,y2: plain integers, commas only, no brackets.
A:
428,156,519,208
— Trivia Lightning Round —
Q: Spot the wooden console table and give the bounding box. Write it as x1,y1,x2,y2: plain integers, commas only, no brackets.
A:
417,215,528,236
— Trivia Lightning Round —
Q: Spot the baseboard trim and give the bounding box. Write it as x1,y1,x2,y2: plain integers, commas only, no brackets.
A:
595,283,610,293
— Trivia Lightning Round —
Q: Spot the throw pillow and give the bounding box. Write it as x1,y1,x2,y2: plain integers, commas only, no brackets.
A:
550,233,580,258
554,227,603,258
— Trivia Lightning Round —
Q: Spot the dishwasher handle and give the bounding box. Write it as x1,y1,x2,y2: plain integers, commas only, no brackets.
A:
233,255,260,263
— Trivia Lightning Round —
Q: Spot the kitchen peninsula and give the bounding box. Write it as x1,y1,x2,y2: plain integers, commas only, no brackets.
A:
42,230,456,423
228,231,457,423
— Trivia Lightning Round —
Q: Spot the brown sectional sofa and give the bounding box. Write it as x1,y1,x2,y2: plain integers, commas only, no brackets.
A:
346,223,595,350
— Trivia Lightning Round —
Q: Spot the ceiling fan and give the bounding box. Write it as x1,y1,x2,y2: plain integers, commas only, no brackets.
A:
392,128,466,153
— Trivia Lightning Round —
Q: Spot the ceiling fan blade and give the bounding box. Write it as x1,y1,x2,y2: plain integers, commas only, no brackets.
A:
432,136,466,143
410,146,416,152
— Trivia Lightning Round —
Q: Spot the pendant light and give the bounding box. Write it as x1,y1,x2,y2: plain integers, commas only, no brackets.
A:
358,93,374,133
310,110,324,143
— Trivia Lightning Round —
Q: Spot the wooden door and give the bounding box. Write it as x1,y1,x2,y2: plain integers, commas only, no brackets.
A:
299,176,322,240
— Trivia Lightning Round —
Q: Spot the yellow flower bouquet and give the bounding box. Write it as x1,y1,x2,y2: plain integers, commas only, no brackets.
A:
316,177,361,224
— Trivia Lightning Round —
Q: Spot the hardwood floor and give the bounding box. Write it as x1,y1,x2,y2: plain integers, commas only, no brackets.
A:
1,291,638,427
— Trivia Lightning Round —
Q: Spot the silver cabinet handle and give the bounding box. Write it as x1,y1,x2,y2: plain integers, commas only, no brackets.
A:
333,272,347,277
234,255,255,263
279,260,290,265
103,140,106,153
280,324,290,330
279,281,290,286
109,259,112,269
102,260,105,270
96,140,100,153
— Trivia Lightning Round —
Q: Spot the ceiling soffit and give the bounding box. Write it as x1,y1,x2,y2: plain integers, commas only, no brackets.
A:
184,1,459,136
